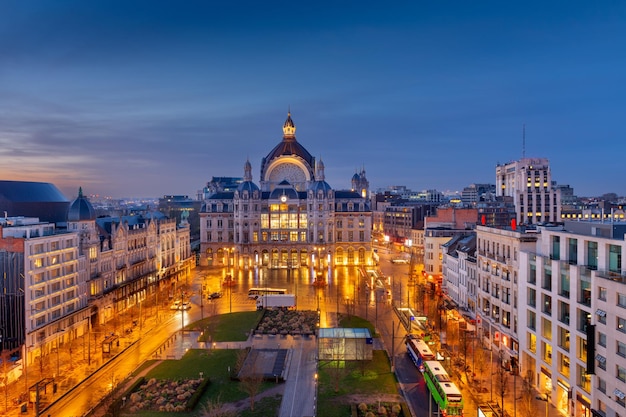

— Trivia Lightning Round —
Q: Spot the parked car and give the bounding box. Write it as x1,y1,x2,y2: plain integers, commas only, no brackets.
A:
170,300,181,310
208,291,223,300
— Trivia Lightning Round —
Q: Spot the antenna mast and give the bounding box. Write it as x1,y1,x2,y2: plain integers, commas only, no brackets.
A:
522,124,526,158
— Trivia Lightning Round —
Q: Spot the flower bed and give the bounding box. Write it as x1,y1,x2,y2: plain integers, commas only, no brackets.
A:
126,377,203,413
256,310,318,335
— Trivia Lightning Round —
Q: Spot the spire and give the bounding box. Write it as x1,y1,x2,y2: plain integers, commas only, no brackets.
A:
282,111,296,140
243,159,253,182
315,157,325,181
78,186,83,198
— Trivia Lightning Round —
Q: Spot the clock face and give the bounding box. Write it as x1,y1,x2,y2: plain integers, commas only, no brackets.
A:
268,162,307,185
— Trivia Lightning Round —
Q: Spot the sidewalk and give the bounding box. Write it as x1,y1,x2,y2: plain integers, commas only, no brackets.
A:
447,345,558,417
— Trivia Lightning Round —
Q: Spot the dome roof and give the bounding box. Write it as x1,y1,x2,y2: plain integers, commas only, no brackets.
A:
269,180,299,200
309,180,332,193
237,181,260,193
261,112,315,180
68,187,96,221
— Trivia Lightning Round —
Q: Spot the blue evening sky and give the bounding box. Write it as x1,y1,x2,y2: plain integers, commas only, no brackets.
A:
1,1,625,199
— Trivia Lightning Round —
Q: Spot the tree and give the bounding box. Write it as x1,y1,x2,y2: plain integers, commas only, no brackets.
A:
200,394,236,417
494,356,509,412
354,336,371,376
239,361,264,411
518,371,537,417
474,345,486,387
323,338,349,392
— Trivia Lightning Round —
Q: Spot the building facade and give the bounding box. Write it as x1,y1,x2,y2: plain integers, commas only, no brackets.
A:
0,187,193,384
475,224,538,373
519,222,626,417
495,157,561,225
199,113,373,269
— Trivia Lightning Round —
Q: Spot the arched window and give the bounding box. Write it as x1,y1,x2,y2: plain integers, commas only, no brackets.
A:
336,247,344,264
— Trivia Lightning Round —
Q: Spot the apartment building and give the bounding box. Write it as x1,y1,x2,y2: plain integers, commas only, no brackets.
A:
475,224,538,373
519,222,626,417
0,216,89,378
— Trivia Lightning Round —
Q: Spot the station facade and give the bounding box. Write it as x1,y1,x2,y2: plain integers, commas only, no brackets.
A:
199,112,373,269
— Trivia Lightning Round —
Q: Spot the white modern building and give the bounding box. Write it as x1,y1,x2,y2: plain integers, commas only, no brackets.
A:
519,221,626,417
496,157,561,225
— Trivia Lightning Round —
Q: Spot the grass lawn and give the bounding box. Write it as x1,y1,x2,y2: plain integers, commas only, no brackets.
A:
121,348,280,417
338,314,377,337
316,350,398,417
193,310,264,342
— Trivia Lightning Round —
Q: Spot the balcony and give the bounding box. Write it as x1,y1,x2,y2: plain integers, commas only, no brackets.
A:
596,270,626,285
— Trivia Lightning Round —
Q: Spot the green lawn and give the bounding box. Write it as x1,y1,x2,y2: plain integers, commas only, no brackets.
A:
193,310,264,342
121,349,280,417
317,350,398,417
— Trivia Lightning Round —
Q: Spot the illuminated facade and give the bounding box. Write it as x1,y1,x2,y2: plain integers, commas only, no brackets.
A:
199,112,373,268
495,157,562,225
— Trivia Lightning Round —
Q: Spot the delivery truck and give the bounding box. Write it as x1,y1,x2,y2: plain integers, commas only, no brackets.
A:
256,294,296,310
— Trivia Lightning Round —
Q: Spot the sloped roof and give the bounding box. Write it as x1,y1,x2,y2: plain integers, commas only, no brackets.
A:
0,180,68,203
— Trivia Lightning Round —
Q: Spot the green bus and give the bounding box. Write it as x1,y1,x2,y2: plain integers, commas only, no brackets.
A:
423,360,463,416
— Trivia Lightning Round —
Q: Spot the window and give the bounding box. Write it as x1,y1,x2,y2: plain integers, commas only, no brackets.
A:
609,244,622,273
599,332,607,347
598,377,606,394
619,317,626,333
618,341,626,358
559,327,571,350
542,317,553,340
568,238,578,264
618,365,626,382
528,332,537,353
587,241,598,269
543,294,552,315
619,293,626,309
542,342,552,364
599,286,607,301
528,311,536,331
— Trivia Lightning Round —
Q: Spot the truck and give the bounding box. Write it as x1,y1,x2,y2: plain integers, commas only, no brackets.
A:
256,294,296,310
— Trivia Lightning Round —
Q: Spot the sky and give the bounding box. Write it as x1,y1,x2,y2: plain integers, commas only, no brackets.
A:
1,1,625,200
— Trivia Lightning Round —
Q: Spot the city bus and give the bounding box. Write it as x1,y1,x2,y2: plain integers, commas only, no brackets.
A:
422,361,464,416
405,335,435,372
247,287,287,299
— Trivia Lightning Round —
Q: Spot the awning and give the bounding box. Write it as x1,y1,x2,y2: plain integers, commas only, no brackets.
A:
596,309,607,317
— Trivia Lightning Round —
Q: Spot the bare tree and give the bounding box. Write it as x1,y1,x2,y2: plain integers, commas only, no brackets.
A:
518,371,537,417
238,353,264,411
474,345,486,387
200,394,237,417
323,338,349,392
354,336,371,376
495,357,509,412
